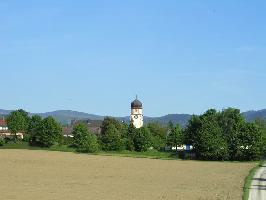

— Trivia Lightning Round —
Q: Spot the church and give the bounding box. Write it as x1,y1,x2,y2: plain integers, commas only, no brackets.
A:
130,96,144,128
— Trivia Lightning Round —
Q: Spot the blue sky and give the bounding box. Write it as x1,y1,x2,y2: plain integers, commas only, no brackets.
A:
0,0,265,116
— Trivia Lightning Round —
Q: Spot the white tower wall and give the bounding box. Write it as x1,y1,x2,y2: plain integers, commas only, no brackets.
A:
130,108,143,129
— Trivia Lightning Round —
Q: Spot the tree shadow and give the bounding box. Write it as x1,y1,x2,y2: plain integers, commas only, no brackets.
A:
253,178,266,182
251,185,266,191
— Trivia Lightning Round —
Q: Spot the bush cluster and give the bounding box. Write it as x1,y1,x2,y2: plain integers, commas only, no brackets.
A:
184,108,266,161
4,108,266,161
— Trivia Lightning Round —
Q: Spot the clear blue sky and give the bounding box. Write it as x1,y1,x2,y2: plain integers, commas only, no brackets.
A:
0,0,265,116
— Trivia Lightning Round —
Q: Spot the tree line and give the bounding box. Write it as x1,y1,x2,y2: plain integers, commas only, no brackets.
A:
2,108,266,161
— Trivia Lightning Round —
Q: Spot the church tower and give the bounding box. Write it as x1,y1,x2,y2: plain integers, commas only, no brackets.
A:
130,96,143,128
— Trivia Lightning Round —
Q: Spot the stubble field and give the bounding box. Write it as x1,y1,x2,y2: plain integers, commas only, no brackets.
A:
0,150,255,200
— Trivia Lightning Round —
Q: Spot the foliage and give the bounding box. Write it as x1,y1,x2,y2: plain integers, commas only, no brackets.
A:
133,127,152,152
72,123,99,153
166,123,183,152
22,134,30,142
36,117,62,147
100,117,126,151
183,115,201,145
85,133,99,153
236,122,263,161
254,119,266,156
193,110,229,160
61,136,74,146
124,123,136,151
147,122,167,150
218,108,245,160
124,123,153,152
0,137,4,146
72,123,89,149
6,109,29,140
184,108,265,161
28,115,43,146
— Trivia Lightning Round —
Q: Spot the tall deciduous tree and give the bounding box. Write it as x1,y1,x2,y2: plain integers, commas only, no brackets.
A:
254,119,266,155
38,116,62,147
28,115,43,146
7,110,29,140
236,122,263,161
133,127,152,152
125,122,136,151
100,117,125,151
72,123,99,152
194,111,229,160
167,123,183,152
148,122,167,150
218,108,245,160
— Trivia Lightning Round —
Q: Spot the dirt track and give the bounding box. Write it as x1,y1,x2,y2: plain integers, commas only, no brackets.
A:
249,163,266,200
0,150,255,200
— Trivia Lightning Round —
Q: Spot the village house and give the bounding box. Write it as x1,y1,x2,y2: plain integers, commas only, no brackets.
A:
0,118,24,139
63,119,102,137
0,118,8,131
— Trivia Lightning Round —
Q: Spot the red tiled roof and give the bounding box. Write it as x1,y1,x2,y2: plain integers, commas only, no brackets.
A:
0,119,7,126
63,127,73,135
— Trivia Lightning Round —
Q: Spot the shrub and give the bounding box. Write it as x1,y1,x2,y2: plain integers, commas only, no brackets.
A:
100,118,126,151
133,127,152,152
84,134,99,153
0,137,4,146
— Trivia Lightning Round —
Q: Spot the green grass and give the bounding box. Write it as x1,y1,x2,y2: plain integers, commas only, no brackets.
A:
242,160,265,200
94,149,176,160
0,141,175,160
0,141,76,152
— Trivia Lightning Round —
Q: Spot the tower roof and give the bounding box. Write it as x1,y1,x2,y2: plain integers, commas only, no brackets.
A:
131,97,142,109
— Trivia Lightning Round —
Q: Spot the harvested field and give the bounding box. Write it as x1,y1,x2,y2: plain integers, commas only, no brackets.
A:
0,150,255,200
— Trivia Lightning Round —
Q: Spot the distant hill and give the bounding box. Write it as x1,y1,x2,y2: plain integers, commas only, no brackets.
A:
0,109,104,125
118,114,192,127
34,110,104,124
242,109,266,122
0,108,266,126
0,109,13,115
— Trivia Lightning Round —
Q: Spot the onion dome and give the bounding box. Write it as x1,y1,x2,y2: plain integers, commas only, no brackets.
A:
131,97,142,109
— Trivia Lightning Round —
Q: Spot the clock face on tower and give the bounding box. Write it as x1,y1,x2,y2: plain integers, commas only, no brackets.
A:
134,115,138,119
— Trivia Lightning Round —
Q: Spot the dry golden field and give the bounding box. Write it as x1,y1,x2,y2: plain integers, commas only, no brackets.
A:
0,150,255,200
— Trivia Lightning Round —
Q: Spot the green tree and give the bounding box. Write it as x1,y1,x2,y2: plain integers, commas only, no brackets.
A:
148,122,167,150
37,117,62,147
254,119,266,155
0,137,4,146
236,122,264,161
194,117,229,160
72,123,99,152
7,110,29,141
101,117,124,134
166,123,183,152
133,127,152,152
27,115,43,146
183,115,202,145
101,123,125,151
72,123,89,149
17,109,30,125
218,108,247,160
124,123,136,151
85,133,99,153
100,117,125,151
183,108,265,161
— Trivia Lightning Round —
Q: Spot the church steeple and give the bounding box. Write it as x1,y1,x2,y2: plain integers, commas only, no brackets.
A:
130,96,143,128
